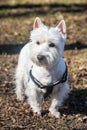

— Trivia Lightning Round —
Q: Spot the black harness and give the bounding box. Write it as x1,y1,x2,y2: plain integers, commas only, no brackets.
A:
29,63,68,98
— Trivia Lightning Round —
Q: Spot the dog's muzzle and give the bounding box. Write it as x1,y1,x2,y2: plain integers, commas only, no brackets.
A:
37,55,46,63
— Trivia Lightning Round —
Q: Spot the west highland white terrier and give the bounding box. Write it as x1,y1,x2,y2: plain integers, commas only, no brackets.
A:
15,17,70,118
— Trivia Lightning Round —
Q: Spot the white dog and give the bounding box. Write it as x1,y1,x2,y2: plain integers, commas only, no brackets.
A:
15,17,70,118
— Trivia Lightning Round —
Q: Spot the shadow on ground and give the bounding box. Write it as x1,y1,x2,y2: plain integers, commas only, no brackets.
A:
61,89,87,116
0,41,87,55
42,89,87,116
0,3,87,18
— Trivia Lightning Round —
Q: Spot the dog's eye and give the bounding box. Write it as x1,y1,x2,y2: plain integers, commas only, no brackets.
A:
49,43,55,47
36,41,40,45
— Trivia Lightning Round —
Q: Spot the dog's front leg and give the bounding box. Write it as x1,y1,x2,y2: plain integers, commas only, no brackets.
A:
26,87,43,115
49,94,61,118
49,87,63,118
49,83,69,118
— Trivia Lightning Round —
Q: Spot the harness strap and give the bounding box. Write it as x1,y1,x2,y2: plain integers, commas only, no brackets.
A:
29,63,68,97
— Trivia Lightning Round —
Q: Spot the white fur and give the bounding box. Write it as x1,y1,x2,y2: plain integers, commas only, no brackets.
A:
15,17,70,118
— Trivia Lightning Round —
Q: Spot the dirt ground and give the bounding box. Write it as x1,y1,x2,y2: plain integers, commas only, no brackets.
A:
0,1,87,130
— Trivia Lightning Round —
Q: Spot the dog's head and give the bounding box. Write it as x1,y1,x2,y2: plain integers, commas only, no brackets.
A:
29,17,66,68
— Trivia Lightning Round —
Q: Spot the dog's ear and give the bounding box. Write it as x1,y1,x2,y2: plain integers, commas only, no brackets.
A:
56,20,66,40
33,17,42,29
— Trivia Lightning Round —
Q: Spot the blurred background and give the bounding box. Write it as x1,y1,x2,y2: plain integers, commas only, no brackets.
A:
0,0,87,129
0,0,87,46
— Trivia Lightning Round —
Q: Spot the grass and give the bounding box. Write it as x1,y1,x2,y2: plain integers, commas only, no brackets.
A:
0,0,86,5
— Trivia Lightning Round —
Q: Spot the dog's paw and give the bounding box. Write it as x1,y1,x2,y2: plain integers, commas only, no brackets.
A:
17,94,24,101
32,107,42,116
49,111,61,118
33,110,42,116
34,111,41,116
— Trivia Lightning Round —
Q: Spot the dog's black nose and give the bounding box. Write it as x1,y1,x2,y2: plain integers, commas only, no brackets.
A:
37,55,45,61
